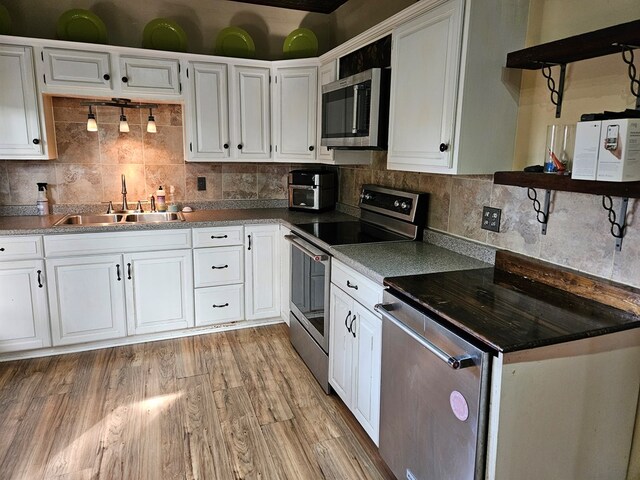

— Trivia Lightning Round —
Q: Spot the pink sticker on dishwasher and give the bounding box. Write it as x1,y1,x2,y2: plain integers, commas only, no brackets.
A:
450,390,469,422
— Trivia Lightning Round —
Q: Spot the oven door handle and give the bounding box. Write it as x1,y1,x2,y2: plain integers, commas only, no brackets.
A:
375,303,475,370
284,234,329,262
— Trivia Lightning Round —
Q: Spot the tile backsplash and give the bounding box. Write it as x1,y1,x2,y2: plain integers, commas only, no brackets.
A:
0,97,297,207
338,152,640,290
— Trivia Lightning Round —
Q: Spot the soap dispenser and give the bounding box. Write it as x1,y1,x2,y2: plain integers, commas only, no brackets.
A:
156,186,167,212
36,183,49,216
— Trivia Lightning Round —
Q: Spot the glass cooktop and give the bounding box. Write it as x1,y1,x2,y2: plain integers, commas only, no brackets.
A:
294,221,409,246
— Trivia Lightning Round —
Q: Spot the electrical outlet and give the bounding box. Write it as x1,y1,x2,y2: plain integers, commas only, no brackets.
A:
197,177,206,191
481,206,501,232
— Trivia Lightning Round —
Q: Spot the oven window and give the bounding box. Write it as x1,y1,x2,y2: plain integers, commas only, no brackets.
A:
291,246,326,336
291,189,316,208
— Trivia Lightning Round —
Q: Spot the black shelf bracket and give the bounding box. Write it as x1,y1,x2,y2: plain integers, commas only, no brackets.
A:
616,44,640,109
602,195,628,252
539,63,566,118
528,188,551,235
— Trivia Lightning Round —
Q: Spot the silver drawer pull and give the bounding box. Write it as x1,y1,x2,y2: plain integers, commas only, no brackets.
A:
375,303,475,370
212,303,229,308
211,264,229,269
346,280,358,290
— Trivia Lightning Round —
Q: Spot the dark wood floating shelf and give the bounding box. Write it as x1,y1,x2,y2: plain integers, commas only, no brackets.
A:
494,171,640,198
506,19,640,69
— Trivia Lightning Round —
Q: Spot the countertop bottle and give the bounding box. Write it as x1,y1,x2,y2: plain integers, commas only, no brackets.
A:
36,183,49,216
167,185,178,212
156,186,167,212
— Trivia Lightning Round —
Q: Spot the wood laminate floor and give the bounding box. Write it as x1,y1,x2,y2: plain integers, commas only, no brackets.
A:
0,324,395,480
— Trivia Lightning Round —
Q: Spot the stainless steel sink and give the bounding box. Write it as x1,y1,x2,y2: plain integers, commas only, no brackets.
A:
53,211,185,226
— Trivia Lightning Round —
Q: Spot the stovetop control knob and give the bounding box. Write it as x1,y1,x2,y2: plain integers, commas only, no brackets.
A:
401,202,409,210
363,193,373,201
394,200,400,207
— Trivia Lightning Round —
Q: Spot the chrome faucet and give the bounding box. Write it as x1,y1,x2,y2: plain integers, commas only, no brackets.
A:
121,174,129,211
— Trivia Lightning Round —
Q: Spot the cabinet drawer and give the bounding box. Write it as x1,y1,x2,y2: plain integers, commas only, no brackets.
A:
119,56,181,97
44,229,192,257
195,284,244,326
331,259,383,311
194,246,243,287
0,236,43,260
42,48,112,90
192,226,243,247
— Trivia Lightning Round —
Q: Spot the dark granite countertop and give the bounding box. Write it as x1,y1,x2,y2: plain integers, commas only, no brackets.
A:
384,268,640,353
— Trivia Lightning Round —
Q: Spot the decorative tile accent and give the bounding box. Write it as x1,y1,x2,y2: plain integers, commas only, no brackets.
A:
6,161,57,205
52,96,97,123
539,191,614,279
338,168,356,205
448,177,491,242
54,122,100,164
143,126,184,165
185,163,223,201
144,165,186,201
56,164,103,204
257,165,289,199
487,184,541,257
99,124,144,164
222,164,258,200
418,173,452,231
151,104,183,127
101,164,146,204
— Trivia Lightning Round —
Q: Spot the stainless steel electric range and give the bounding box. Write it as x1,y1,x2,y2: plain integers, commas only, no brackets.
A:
285,184,428,392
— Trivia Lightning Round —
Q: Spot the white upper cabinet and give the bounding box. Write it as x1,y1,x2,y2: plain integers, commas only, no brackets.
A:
185,61,271,162
316,60,337,163
185,61,230,160
0,44,54,159
41,48,182,99
230,65,271,160
273,64,318,162
42,48,113,92
387,0,528,174
119,56,181,97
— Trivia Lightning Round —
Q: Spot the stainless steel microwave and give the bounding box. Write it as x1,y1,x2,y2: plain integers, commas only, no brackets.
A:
321,68,390,149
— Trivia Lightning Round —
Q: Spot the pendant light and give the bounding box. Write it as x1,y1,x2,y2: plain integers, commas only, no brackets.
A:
119,107,130,133
146,108,157,133
86,106,97,132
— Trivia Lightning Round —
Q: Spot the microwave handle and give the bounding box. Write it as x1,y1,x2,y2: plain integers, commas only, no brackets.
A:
352,85,360,134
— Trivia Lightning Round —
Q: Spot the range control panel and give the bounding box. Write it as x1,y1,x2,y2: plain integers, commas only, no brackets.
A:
359,185,428,223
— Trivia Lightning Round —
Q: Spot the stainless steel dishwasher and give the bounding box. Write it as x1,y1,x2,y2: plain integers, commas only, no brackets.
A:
375,290,492,480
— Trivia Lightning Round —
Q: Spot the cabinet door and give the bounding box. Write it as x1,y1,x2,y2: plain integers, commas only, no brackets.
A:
387,0,463,172
119,56,181,97
231,65,271,160
42,48,112,91
316,60,336,163
244,224,280,320
0,45,45,158
47,255,126,346
0,260,50,352
186,62,230,160
352,305,382,445
274,66,317,162
328,284,354,402
124,249,194,335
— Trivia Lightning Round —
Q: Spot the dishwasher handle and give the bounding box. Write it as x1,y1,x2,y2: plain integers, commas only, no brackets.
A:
375,303,475,370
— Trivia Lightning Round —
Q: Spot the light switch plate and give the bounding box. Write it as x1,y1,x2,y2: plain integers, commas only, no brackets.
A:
481,206,501,232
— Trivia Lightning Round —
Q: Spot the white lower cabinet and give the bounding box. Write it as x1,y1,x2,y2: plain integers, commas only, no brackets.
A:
124,249,194,335
245,224,280,320
0,259,51,352
46,254,127,346
329,260,383,445
195,284,244,326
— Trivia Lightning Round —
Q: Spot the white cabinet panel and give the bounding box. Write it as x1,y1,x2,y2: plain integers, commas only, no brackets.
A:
0,45,49,158
195,284,244,326
186,61,230,160
0,235,43,261
244,224,280,320
47,254,126,346
42,48,112,91
194,245,243,287
0,260,50,352
232,65,270,160
273,65,317,162
192,226,244,248
329,284,354,401
119,56,181,97
331,259,383,310
280,226,291,323
124,249,194,335
387,0,463,171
